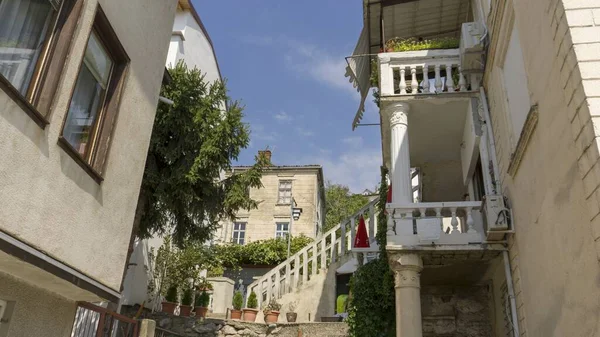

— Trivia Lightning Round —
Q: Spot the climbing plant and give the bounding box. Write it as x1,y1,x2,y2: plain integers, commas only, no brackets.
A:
347,166,396,337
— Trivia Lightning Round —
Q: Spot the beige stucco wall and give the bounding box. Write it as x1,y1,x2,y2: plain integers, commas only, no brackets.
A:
218,168,323,243
482,0,600,335
0,271,77,337
0,0,176,293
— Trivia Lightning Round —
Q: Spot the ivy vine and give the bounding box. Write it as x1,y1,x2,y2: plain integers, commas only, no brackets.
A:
347,166,396,337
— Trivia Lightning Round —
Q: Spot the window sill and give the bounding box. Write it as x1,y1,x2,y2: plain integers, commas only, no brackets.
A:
507,104,539,177
57,136,104,184
0,74,49,129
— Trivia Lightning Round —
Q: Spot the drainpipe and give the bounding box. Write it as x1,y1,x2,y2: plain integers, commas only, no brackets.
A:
479,87,501,194
503,251,521,337
159,96,174,105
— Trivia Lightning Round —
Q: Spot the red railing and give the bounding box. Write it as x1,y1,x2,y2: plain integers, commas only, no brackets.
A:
71,302,139,337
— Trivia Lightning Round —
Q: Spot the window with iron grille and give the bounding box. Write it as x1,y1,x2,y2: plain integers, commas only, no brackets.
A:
278,180,292,204
275,222,289,238
232,222,246,245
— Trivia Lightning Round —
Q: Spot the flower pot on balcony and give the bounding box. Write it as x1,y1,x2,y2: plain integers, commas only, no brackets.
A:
264,311,280,324
242,308,258,322
195,306,208,318
286,312,297,323
161,301,177,314
230,309,242,320
179,304,192,317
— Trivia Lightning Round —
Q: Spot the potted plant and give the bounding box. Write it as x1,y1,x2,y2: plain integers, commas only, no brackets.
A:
243,291,259,322
194,291,210,318
263,297,282,324
161,285,178,314
286,301,298,323
231,290,243,320
180,287,194,317
196,277,213,292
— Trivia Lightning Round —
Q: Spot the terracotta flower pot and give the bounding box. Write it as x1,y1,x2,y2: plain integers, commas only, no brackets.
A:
264,311,280,324
230,309,242,320
286,312,297,323
179,305,192,317
195,306,208,318
161,301,177,314
242,308,258,322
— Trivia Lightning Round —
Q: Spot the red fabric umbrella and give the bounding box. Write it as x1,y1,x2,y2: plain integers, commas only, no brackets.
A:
353,215,370,248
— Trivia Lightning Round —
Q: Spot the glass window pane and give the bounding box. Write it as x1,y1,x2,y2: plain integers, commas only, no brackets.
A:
239,232,245,239
84,32,112,87
240,223,246,230
0,0,54,95
62,65,103,155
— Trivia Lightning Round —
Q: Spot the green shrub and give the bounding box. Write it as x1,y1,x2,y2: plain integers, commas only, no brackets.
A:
232,291,244,310
385,37,460,52
336,294,348,313
182,287,194,306
247,291,258,309
165,285,178,303
195,291,210,307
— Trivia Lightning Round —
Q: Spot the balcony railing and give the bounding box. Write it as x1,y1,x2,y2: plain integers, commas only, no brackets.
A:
386,201,484,246
378,48,480,97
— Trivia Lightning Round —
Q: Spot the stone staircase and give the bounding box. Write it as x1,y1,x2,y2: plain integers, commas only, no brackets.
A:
246,197,380,320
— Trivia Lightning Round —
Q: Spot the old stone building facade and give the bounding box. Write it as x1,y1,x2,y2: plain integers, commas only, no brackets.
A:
217,151,325,244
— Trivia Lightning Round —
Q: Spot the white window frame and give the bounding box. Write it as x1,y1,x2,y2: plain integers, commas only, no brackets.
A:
277,180,292,204
275,222,289,238
232,222,246,245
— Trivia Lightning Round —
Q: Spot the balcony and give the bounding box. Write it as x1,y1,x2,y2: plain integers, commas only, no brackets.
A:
378,48,481,98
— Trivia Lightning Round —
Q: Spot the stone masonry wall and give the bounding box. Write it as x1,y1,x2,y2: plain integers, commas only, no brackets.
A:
420,285,492,337
151,314,348,337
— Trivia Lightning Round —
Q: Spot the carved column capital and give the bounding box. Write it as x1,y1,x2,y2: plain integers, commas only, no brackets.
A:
389,253,423,289
394,269,420,289
384,103,410,127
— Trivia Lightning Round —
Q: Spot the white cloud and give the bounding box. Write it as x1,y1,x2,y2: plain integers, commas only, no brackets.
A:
293,147,381,193
274,111,293,123
251,124,278,142
296,127,314,137
342,136,364,147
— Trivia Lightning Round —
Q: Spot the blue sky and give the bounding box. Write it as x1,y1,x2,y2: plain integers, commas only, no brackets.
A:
195,1,381,193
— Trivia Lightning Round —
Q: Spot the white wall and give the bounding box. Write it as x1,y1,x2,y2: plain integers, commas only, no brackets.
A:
0,0,176,293
166,9,221,84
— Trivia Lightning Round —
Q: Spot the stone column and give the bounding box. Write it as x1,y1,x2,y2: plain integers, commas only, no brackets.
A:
390,253,423,337
386,102,412,204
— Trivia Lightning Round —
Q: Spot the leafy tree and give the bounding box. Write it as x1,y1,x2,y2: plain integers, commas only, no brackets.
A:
247,291,258,309
134,61,268,247
232,291,244,310
324,183,370,233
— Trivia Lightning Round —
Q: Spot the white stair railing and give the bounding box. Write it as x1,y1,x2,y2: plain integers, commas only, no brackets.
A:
246,197,380,307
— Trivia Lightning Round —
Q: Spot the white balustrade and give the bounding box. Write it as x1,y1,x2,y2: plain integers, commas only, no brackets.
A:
378,49,479,96
246,197,380,303
386,201,484,246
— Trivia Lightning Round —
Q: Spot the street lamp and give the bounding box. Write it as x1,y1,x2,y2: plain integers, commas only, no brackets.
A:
287,197,303,258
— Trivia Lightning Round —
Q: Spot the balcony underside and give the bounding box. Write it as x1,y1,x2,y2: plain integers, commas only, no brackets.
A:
381,95,478,202
388,245,505,268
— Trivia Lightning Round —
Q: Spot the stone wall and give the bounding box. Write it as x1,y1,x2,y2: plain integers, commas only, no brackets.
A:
151,314,348,337
421,285,492,337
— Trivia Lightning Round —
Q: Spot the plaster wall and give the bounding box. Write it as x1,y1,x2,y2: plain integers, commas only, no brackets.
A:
0,272,77,337
0,0,176,293
482,0,600,335
208,277,234,314
166,9,221,85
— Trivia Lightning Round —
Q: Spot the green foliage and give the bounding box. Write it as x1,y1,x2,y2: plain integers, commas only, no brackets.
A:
137,61,268,246
197,277,213,290
207,265,224,277
247,291,258,309
347,167,395,337
385,37,460,52
346,259,395,337
324,183,370,233
215,235,313,268
232,291,244,310
165,285,178,303
182,287,194,306
195,291,210,307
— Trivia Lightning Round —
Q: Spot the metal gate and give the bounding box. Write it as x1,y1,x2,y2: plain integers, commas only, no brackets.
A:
71,302,139,337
